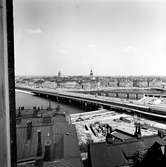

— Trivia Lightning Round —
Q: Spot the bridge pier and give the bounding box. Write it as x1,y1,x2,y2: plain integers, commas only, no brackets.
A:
84,102,87,111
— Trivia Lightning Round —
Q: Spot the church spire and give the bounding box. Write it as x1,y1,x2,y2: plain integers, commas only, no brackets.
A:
90,69,93,79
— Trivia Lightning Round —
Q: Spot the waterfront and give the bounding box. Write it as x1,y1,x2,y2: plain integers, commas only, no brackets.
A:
15,89,166,167
16,90,84,114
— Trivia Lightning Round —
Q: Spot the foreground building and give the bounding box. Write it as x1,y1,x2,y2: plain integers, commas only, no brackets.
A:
71,109,166,167
88,132,166,167
16,107,82,167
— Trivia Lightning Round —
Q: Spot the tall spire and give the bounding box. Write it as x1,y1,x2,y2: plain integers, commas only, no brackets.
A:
90,69,93,78
58,71,61,78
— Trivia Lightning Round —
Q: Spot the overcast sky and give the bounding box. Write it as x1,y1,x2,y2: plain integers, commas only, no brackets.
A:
14,0,166,76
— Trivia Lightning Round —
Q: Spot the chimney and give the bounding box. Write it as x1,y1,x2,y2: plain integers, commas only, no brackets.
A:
16,117,22,124
106,133,114,144
106,124,114,144
17,107,21,118
137,123,142,137
26,120,32,140
36,130,42,157
106,124,113,134
33,108,38,117
158,130,164,138
44,133,52,161
134,122,141,139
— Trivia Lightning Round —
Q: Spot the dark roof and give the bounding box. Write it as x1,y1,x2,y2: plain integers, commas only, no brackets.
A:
17,157,83,167
89,135,166,167
17,163,35,167
16,112,66,127
43,158,82,167
63,127,81,159
90,142,127,167
17,121,80,161
111,131,133,141
17,125,62,160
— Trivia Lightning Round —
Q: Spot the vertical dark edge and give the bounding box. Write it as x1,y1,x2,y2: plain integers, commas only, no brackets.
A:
6,0,17,166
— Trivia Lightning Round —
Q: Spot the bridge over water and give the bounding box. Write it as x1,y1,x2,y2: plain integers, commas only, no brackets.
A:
16,87,166,121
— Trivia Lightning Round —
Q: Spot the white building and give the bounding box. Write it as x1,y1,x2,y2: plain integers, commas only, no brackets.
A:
42,81,57,89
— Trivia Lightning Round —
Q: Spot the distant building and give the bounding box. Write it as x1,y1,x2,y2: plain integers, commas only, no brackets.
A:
81,80,100,90
58,71,61,78
118,80,133,87
34,79,44,88
161,82,166,89
108,80,118,87
42,81,57,89
90,69,96,80
58,81,81,89
149,79,162,88
90,69,93,78
133,80,148,87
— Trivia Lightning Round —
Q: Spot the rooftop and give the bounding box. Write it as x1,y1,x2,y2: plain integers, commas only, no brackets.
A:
16,109,82,167
89,135,166,167
17,121,79,160
111,129,135,141
43,158,82,167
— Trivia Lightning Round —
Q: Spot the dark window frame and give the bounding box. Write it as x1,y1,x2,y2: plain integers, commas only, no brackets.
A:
0,0,17,166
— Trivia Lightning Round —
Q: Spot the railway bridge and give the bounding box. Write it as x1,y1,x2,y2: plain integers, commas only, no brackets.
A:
16,87,166,121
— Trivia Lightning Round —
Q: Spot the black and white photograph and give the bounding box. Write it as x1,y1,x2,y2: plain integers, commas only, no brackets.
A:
1,0,166,166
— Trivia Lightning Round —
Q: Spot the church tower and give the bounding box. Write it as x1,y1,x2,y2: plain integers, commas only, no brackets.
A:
90,69,93,79
58,71,61,78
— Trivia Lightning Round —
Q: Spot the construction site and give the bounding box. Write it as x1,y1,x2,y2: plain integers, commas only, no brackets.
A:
70,109,166,146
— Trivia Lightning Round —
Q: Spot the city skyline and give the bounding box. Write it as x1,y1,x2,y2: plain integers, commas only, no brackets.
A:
14,0,166,76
